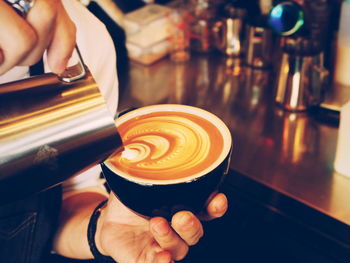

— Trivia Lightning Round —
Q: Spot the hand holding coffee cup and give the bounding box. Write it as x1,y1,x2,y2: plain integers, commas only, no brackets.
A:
102,104,232,219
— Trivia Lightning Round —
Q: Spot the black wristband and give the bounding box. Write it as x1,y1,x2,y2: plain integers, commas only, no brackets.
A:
87,200,116,263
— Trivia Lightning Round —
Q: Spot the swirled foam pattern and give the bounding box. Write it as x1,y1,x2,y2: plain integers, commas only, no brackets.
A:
109,111,224,180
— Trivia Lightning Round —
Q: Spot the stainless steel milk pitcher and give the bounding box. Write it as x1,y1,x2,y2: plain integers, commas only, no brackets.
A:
274,51,329,111
213,6,246,57
0,49,123,204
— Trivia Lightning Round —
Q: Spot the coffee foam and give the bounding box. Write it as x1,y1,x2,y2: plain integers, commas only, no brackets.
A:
106,105,232,185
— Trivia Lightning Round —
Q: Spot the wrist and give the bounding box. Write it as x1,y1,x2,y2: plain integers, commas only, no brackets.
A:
87,199,115,262
94,200,108,256
53,193,107,259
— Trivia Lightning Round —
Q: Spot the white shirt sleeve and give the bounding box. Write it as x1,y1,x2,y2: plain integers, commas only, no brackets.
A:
59,0,119,196
60,0,119,116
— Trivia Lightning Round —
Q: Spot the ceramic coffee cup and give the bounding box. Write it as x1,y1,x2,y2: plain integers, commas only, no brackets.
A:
102,104,232,219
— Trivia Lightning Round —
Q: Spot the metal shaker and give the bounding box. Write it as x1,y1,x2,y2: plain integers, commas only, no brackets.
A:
274,49,329,111
212,6,246,57
0,50,123,204
268,0,331,112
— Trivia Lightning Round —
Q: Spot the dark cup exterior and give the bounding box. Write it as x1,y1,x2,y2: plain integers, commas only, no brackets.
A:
101,148,231,220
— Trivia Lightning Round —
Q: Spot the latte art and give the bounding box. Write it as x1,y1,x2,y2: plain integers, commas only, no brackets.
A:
108,111,224,181
102,105,232,219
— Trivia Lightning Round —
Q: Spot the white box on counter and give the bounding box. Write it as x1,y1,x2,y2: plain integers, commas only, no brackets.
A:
126,39,171,65
123,4,172,48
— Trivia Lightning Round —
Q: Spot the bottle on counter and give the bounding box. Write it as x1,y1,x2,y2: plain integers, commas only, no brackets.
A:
189,0,223,53
244,0,274,68
212,1,246,57
334,99,350,177
333,0,350,87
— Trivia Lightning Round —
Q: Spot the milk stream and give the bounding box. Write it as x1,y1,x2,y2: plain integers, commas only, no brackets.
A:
121,148,139,161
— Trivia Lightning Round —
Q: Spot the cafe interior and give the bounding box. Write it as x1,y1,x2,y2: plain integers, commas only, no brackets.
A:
1,0,350,262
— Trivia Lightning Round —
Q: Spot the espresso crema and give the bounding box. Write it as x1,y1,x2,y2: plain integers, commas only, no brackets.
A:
107,105,231,183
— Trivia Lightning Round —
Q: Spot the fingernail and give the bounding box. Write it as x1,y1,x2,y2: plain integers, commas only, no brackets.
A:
179,213,194,230
214,198,227,214
152,221,170,236
214,203,221,213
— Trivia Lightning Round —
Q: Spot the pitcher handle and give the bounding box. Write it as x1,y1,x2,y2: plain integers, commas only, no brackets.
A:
58,46,87,83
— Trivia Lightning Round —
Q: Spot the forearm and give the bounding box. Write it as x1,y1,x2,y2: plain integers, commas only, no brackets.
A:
53,190,108,259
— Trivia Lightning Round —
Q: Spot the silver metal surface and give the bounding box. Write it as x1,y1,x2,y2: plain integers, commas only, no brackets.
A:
0,63,122,203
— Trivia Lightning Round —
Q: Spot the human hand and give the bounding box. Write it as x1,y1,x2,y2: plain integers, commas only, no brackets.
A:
0,0,76,75
96,192,228,263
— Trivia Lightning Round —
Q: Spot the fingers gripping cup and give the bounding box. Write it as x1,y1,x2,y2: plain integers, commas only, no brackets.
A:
102,104,232,219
